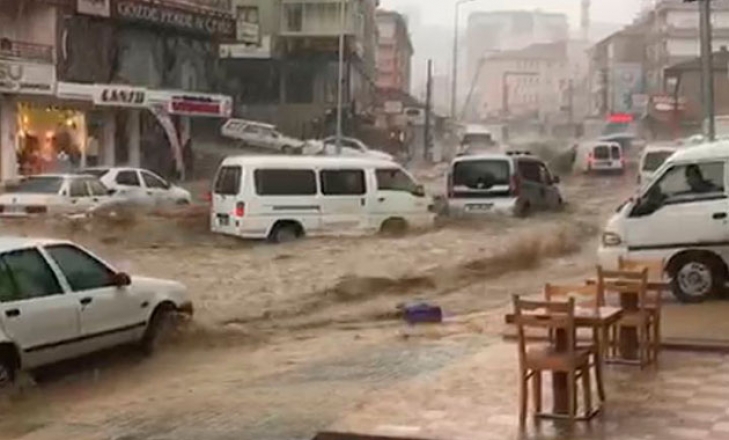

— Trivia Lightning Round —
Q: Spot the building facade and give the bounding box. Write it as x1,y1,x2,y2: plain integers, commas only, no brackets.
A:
375,10,413,93
221,0,379,138
0,0,234,181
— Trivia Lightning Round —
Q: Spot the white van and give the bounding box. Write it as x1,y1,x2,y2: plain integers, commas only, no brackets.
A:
211,156,434,242
575,141,625,174
598,140,729,302
638,144,679,186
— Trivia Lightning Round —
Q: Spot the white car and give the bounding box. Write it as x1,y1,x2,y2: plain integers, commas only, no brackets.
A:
0,237,192,385
79,167,192,207
0,174,113,217
638,144,679,186
221,119,304,154
318,136,396,162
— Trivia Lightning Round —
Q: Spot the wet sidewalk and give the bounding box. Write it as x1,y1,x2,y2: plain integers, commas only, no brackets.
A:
331,342,729,440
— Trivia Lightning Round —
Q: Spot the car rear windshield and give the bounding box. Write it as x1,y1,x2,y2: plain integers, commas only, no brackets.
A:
643,151,674,172
77,169,109,178
7,177,63,194
452,160,510,189
214,166,242,195
593,145,610,160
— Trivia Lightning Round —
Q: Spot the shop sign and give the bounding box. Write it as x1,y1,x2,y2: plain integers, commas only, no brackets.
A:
167,94,232,118
0,60,55,95
651,95,686,112
219,36,272,59
93,86,147,107
77,0,111,17
114,0,236,38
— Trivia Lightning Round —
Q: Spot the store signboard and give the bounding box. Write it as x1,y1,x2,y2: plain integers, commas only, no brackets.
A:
77,0,111,17
611,63,643,114
164,94,233,118
0,60,55,95
113,0,235,38
92,86,148,107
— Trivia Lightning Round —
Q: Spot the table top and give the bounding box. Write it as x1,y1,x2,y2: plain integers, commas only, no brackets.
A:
585,277,669,290
505,306,623,327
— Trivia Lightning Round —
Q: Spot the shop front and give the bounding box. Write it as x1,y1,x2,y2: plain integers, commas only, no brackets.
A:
1,80,232,181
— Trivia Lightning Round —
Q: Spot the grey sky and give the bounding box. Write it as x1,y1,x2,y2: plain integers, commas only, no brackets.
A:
378,0,640,29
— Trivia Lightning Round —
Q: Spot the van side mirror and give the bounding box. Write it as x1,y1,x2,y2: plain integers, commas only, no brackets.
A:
112,272,132,287
412,184,426,197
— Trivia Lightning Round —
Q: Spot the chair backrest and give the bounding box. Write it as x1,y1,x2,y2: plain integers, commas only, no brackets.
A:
544,282,601,308
618,256,666,281
596,266,650,311
512,295,576,365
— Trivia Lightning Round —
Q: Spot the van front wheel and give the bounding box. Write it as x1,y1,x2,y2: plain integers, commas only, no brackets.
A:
380,218,408,236
669,254,725,303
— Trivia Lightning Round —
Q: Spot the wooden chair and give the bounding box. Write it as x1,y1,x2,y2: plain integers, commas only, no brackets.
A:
596,267,653,368
544,283,606,403
513,295,593,426
618,257,665,363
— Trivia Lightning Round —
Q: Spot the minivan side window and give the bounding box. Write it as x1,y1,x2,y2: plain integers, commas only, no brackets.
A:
517,161,541,183
320,169,366,196
214,166,242,195
376,168,417,192
634,162,726,217
255,169,317,195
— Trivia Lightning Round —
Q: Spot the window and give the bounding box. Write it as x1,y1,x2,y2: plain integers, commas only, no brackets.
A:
69,179,89,197
643,151,675,172
611,146,621,160
214,166,242,195
45,245,115,292
0,260,20,303
87,179,108,197
2,249,62,299
320,169,366,195
452,160,510,188
8,176,63,194
285,3,303,32
654,162,725,202
593,145,610,160
142,171,169,189
517,161,542,183
255,169,317,195
376,168,417,193
116,170,140,186
538,164,553,184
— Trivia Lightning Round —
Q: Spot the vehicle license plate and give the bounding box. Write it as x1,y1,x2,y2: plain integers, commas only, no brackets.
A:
217,214,230,226
466,203,493,211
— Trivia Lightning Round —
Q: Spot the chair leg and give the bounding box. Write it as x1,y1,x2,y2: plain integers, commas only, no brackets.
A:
582,366,592,418
519,373,528,428
532,370,542,416
594,352,606,403
567,370,576,423
653,314,661,365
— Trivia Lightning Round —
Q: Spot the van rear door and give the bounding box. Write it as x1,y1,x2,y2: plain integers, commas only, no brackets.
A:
448,158,514,212
212,165,242,235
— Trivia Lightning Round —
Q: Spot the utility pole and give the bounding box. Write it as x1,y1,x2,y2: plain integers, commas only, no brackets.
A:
699,0,716,141
450,0,479,120
424,59,433,161
335,0,346,153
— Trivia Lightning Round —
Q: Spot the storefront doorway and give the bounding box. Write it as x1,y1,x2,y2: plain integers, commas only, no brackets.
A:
16,102,87,175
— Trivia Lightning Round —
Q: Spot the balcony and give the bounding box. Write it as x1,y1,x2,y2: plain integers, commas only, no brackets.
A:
0,38,54,63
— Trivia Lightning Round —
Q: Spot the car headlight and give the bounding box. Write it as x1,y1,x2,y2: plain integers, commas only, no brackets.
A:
602,232,622,247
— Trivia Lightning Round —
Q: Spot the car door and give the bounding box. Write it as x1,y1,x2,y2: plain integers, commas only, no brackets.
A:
319,168,368,234
625,160,729,258
68,178,95,212
0,248,81,368
373,167,429,228
516,159,546,209
212,165,243,235
140,170,172,206
538,162,562,209
43,244,146,353
113,169,148,205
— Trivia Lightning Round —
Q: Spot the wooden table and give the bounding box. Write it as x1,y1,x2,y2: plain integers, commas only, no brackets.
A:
586,278,668,361
505,306,623,417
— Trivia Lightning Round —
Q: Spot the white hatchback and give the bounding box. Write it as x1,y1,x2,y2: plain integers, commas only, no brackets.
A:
0,237,192,385
80,167,192,207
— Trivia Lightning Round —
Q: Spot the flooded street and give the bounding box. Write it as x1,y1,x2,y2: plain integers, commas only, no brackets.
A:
0,169,637,440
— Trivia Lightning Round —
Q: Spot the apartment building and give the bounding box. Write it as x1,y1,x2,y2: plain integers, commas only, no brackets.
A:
375,10,413,93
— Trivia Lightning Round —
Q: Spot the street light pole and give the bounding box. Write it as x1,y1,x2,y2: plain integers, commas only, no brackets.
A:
450,0,476,121
335,0,346,154
699,0,716,141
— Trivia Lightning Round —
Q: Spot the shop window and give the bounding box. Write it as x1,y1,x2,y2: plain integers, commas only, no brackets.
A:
285,4,303,32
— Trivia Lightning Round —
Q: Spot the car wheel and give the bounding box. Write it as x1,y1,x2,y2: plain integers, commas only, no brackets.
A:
269,223,301,243
669,254,724,303
141,304,177,355
0,356,15,390
380,218,408,236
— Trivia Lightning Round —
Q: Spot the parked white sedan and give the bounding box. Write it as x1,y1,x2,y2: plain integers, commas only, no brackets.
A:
319,136,396,162
0,237,192,385
0,174,113,217
80,167,192,207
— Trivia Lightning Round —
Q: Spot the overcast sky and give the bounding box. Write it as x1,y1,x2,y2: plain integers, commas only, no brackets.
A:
378,0,640,29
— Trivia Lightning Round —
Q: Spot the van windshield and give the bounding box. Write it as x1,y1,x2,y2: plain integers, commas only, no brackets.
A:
594,146,610,160
452,160,510,189
643,151,674,172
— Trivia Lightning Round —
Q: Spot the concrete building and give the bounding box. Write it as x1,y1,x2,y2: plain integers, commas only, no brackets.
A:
220,0,379,138
0,0,234,181
375,10,413,93
472,41,569,124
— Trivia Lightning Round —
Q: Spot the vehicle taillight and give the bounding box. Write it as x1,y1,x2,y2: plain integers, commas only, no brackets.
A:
510,174,522,196
446,173,454,198
203,191,212,202
235,202,245,217
25,206,47,214
587,152,594,164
